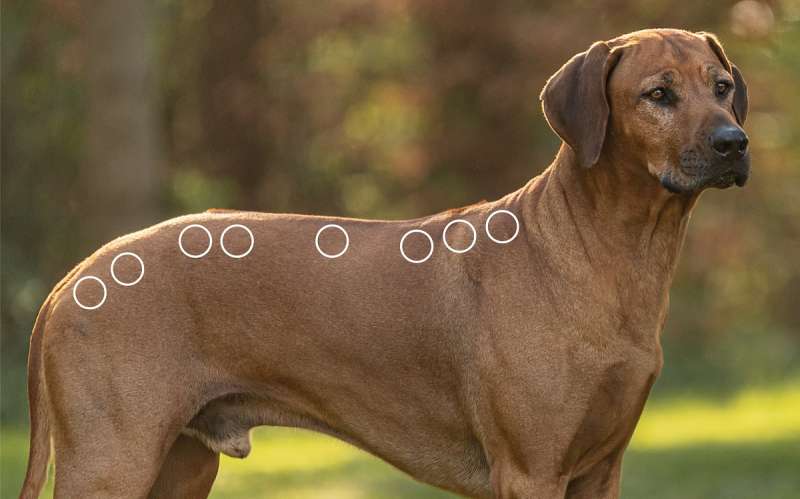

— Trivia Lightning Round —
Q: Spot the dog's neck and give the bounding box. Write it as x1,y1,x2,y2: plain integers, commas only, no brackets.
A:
515,144,699,342
553,143,697,261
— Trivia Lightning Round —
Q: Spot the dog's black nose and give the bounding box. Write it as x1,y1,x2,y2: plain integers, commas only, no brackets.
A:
710,125,749,159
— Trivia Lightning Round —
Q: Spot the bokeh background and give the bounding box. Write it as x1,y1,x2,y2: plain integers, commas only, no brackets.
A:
2,0,799,497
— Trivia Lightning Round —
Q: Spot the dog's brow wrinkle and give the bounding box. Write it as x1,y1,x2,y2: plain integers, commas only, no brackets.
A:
706,65,729,82
642,69,677,87
663,36,684,59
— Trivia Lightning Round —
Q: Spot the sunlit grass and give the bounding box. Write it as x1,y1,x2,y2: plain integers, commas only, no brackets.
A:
2,381,798,498
220,429,362,474
212,428,452,499
631,381,800,449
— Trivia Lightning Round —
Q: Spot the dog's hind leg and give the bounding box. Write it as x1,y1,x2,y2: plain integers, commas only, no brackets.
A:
50,404,181,499
48,394,187,498
43,325,200,498
147,434,219,499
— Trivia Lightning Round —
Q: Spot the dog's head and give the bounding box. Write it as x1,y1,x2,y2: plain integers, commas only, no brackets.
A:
540,29,750,193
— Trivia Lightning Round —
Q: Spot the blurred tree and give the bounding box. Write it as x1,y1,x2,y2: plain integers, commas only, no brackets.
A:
198,0,269,209
82,0,162,244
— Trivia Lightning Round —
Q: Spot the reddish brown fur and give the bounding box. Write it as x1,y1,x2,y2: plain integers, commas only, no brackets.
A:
21,29,748,499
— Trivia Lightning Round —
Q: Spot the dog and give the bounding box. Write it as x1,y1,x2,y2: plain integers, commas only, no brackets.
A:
21,28,749,498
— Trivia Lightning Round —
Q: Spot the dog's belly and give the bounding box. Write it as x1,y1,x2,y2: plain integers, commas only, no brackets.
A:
184,388,492,497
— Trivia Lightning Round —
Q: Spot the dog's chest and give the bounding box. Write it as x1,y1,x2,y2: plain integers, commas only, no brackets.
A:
568,343,662,471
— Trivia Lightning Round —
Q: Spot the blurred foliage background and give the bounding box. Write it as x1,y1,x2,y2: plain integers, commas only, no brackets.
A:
2,0,799,497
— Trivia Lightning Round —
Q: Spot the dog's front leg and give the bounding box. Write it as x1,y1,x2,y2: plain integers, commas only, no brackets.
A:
563,447,624,499
478,386,575,499
487,454,570,499
475,326,596,499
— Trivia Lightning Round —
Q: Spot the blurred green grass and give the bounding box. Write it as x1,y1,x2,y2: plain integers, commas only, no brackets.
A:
2,381,798,499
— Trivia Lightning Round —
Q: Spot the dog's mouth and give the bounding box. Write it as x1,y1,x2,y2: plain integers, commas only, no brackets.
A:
706,169,749,189
659,171,687,194
659,161,750,194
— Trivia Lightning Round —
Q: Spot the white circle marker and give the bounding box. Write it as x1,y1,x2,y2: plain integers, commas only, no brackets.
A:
178,224,213,258
442,219,477,254
72,276,107,310
485,209,520,244
110,252,145,286
220,224,255,259
400,229,434,264
315,224,350,259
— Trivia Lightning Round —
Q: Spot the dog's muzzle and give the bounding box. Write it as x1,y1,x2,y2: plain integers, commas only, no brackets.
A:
708,125,751,188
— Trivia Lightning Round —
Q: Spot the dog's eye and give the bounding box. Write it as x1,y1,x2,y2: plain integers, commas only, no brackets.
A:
648,88,666,101
715,81,731,97
643,87,676,106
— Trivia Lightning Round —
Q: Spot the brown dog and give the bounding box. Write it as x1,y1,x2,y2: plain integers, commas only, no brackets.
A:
21,28,749,499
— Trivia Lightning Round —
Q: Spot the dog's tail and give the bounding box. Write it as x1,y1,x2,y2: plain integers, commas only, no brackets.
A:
19,291,56,499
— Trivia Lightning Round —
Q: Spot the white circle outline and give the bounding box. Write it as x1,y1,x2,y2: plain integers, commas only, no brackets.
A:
72,276,107,310
315,224,350,259
400,229,435,264
110,252,145,286
220,224,255,259
442,219,477,254
485,209,520,244
178,224,213,259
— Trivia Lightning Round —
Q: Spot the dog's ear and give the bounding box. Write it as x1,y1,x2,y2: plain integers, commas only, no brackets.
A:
540,41,621,168
700,32,749,125
730,65,749,124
